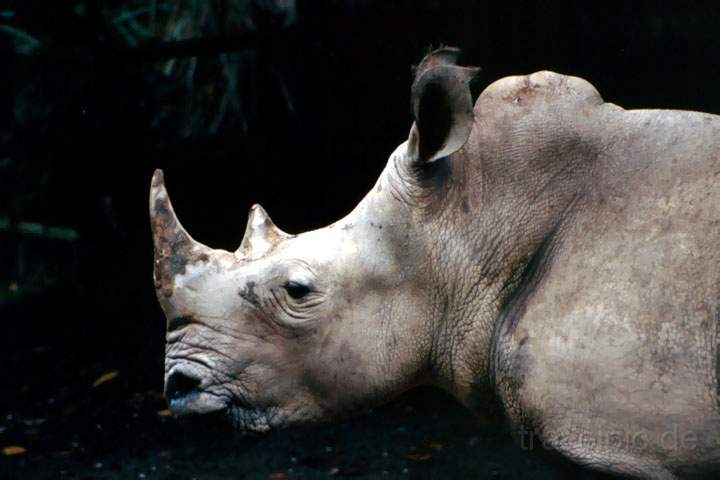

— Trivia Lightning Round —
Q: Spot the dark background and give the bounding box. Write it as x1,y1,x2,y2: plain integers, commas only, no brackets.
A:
2,1,720,478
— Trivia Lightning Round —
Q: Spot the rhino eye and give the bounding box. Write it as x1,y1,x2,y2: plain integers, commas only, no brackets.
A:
283,281,311,300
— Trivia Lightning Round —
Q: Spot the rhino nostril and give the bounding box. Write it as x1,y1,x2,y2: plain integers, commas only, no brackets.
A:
166,370,201,401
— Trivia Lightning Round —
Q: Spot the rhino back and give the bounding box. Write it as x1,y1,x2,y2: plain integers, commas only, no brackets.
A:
474,73,720,475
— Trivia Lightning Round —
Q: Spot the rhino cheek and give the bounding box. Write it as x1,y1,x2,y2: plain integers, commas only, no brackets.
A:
291,339,376,417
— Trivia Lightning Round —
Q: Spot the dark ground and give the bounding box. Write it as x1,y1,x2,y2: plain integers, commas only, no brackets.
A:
1,366,560,479
3,1,720,478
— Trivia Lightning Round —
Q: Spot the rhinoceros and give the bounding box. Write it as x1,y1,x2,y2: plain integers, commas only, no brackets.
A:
150,47,720,478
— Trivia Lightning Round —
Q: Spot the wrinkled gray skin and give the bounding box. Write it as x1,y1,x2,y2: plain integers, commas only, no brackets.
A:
150,48,720,478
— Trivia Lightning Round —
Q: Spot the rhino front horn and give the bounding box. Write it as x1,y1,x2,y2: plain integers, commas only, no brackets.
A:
149,169,211,297
237,204,290,259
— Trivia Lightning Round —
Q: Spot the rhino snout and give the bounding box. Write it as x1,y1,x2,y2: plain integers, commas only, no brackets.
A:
165,366,227,417
165,369,200,406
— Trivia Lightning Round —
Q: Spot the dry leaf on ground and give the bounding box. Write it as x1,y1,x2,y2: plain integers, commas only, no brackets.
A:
404,452,433,461
92,371,120,387
2,446,27,456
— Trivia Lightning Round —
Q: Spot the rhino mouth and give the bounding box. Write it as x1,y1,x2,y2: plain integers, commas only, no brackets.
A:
165,361,280,433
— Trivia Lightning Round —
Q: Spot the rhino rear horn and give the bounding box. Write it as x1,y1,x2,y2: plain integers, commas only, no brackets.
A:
237,204,290,259
408,47,480,163
149,169,212,297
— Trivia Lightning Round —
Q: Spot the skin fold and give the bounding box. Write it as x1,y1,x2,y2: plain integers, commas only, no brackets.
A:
150,48,720,478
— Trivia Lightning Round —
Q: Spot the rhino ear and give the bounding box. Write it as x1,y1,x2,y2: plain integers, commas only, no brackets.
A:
237,204,290,259
407,47,479,164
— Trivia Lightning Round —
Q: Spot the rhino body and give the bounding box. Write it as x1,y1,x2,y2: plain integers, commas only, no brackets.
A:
150,49,720,478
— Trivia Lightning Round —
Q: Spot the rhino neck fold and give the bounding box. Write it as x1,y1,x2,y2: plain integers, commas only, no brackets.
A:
422,131,594,408
341,142,589,408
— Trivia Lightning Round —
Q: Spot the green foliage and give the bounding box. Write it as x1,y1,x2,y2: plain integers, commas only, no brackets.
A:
0,24,40,55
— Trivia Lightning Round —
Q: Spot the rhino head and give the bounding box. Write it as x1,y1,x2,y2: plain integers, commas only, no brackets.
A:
150,48,479,431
